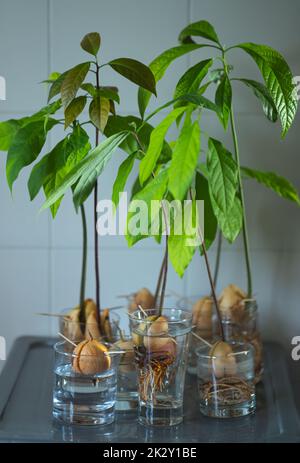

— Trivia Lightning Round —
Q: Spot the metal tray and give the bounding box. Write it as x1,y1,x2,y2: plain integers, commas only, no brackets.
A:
0,337,299,443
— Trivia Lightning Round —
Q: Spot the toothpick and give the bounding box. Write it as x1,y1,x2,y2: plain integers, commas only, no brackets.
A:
36,312,67,318
58,332,77,347
104,350,133,355
191,330,213,348
138,304,148,318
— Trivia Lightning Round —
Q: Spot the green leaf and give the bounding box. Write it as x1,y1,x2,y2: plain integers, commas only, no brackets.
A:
80,32,101,56
206,138,242,242
178,20,220,45
104,115,172,163
138,44,205,118
64,96,87,129
215,75,232,129
41,132,129,211
98,86,120,104
195,172,217,249
112,153,136,207
89,97,110,132
28,126,90,205
72,132,129,208
126,169,168,247
109,58,156,95
47,71,68,102
168,234,196,277
210,195,242,243
139,107,186,185
207,138,239,213
169,116,200,200
0,120,22,151
6,118,58,191
235,78,278,122
61,62,90,108
242,166,300,205
173,59,213,101
237,43,297,136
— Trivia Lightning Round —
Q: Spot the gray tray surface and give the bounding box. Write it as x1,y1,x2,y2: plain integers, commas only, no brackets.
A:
0,337,299,443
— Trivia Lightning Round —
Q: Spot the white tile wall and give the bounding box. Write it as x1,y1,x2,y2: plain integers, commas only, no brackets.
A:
0,1,299,375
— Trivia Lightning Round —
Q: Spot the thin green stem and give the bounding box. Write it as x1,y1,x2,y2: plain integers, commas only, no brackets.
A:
94,62,102,333
222,51,253,297
213,229,222,290
79,205,87,324
229,108,252,296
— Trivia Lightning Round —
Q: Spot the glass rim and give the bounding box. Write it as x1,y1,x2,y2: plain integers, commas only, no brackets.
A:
195,341,254,360
128,307,193,324
54,340,121,358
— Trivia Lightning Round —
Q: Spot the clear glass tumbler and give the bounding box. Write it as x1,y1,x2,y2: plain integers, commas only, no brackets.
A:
217,300,263,383
129,308,192,426
196,341,256,418
115,336,138,412
53,341,119,425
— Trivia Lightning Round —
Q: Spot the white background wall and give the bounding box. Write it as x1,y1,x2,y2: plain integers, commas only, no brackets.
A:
0,0,299,388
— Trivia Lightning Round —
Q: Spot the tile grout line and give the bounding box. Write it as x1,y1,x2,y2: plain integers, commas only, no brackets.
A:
46,0,53,331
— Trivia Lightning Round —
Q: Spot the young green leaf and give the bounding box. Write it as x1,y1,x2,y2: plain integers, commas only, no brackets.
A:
41,132,129,211
126,169,168,247
138,44,205,118
237,43,297,136
168,117,200,200
6,118,58,191
139,106,186,186
112,153,136,208
0,120,22,151
64,96,87,129
98,86,120,104
235,78,278,122
80,32,101,56
210,194,242,243
168,234,196,277
178,20,220,45
47,71,68,102
241,167,300,205
109,58,156,95
61,62,90,108
28,126,90,203
195,172,217,250
173,59,213,101
206,137,239,214
89,96,110,132
215,75,232,129
72,132,129,208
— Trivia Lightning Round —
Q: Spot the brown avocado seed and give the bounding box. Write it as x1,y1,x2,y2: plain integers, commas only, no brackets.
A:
128,288,155,313
72,339,111,375
84,310,101,340
64,307,83,341
143,316,176,356
209,341,237,378
192,296,213,335
218,284,246,322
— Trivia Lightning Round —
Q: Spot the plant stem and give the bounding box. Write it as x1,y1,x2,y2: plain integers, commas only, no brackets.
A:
154,249,167,308
198,226,225,341
222,51,253,297
159,234,169,313
213,229,222,290
79,204,87,324
229,108,252,297
94,63,102,332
